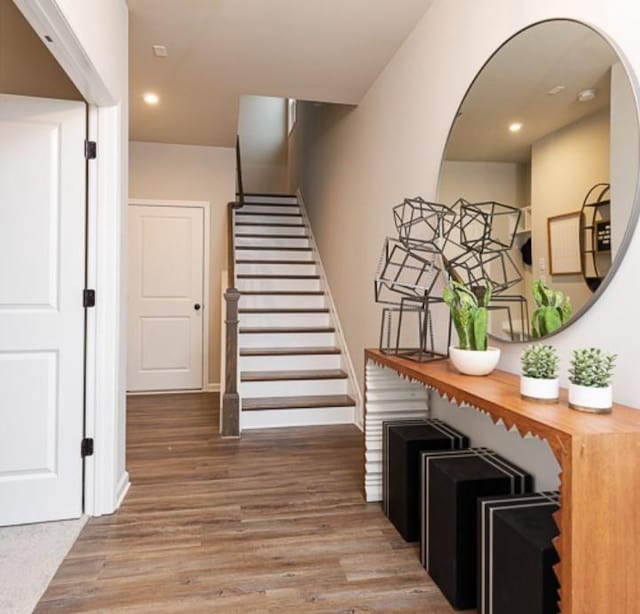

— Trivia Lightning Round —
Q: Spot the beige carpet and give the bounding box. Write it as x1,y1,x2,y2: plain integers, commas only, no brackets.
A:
0,517,86,614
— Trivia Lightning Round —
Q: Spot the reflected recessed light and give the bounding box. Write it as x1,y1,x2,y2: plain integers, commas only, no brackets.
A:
509,122,523,133
578,88,597,102
547,85,566,96
143,92,160,105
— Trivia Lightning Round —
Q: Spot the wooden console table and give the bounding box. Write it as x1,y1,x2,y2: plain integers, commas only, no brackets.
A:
365,349,640,614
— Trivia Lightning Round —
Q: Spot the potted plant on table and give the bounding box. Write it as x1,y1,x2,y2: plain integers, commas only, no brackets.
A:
568,347,616,414
443,280,500,376
520,344,560,402
531,279,572,338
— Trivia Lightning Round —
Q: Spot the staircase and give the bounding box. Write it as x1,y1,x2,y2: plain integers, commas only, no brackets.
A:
235,193,357,430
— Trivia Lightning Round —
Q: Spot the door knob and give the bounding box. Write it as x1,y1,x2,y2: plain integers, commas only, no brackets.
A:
194,303,201,311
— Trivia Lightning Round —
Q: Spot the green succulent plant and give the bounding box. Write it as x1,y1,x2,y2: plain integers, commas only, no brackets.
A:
569,348,616,388
521,344,559,380
443,280,492,351
531,279,572,338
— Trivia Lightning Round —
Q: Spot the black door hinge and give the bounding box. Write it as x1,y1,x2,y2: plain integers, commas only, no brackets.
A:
85,140,97,160
83,289,96,308
81,438,94,458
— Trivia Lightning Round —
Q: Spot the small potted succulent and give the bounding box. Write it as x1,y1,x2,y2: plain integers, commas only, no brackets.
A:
568,347,616,414
520,344,560,403
443,280,500,376
531,279,572,338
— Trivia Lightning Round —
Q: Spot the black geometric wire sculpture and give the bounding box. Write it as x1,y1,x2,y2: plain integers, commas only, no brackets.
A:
393,196,457,250
374,195,528,360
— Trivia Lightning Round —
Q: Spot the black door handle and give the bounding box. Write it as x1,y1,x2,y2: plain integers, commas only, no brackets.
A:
194,303,201,311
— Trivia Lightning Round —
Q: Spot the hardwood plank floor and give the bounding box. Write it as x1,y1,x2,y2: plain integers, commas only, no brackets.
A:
36,393,456,613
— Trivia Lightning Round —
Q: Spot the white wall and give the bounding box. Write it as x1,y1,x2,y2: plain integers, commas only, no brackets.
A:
129,141,236,386
238,95,288,194
531,108,610,311
290,0,640,489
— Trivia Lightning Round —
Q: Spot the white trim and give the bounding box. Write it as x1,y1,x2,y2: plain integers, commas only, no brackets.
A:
15,1,129,517
13,1,113,105
115,471,131,509
208,383,221,392
127,199,211,393
296,190,364,427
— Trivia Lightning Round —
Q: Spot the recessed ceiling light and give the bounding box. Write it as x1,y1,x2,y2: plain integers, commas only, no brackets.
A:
509,122,523,133
152,45,168,58
547,85,566,96
143,92,160,105
578,88,597,102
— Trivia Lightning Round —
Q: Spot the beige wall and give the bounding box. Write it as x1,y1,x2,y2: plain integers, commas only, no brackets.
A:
129,141,236,386
0,0,81,100
289,0,640,486
238,95,288,194
531,108,610,313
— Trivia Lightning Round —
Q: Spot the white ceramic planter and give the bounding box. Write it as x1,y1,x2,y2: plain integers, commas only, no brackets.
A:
520,376,560,403
449,346,501,376
568,383,613,414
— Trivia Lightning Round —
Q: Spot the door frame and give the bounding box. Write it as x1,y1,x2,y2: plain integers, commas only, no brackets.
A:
15,1,129,517
128,199,211,394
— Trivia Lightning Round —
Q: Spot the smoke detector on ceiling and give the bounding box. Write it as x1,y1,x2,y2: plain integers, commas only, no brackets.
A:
152,45,168,58
577,88,597,102
547,85,566,96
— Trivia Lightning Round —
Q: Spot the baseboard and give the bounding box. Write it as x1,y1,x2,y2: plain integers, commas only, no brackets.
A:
207,382,221,392
115,471,130,510
296,189,364,427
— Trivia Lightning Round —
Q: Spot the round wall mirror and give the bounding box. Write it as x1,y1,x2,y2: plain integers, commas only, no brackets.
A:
438,19,639,342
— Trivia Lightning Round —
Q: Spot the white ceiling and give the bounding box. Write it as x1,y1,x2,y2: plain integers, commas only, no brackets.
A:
128,0,433,147
445,21,620,163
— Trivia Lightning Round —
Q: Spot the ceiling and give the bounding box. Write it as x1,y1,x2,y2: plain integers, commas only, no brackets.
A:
445,20,620,163
128,0,433,147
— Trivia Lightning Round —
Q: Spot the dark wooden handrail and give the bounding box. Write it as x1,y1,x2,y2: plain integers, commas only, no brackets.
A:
221,136,245,438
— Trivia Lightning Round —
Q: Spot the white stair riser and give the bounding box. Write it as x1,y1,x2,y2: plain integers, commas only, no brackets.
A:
239,331,336,348
244,195,298,204
236,263,318,276
235,249,314,262
236,278,321,292
241,406,353,429
236,225,306,236
241,205,301,215
236,214,303,225
239,353,342,372
239,295,327,309
239,313,331,328
240,378,348,398
235,236,310,248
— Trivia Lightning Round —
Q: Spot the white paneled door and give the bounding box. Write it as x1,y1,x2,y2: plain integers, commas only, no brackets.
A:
128,204,205,392
0,95,86,526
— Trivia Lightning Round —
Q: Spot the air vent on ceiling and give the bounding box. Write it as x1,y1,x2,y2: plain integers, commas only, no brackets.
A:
152,45,168,58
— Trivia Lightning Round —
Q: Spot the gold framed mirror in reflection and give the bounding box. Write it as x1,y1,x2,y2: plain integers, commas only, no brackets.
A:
438,19,640,342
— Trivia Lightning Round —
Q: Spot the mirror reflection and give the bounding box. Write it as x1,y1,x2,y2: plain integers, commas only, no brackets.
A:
438,20,639,342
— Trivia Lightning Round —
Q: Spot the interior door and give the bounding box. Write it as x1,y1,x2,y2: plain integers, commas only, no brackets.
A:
0,95,86,526
128,204,205,392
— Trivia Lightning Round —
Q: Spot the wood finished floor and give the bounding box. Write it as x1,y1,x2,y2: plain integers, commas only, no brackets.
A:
37,393,456,613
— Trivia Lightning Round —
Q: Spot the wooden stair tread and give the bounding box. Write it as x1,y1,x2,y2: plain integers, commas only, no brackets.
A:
237,274,320,280
236,259,316,265
235,233,309,239
244,192,297,198
240,347,341,356
242,394,356,411
239,291,324,295
236,211,301,217
240,326,335,334
241,369,348,382
239,308,329,314
236,246,312,252
236,222,305,228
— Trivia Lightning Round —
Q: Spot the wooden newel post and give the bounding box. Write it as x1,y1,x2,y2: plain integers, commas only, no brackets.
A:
221,287,241,437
